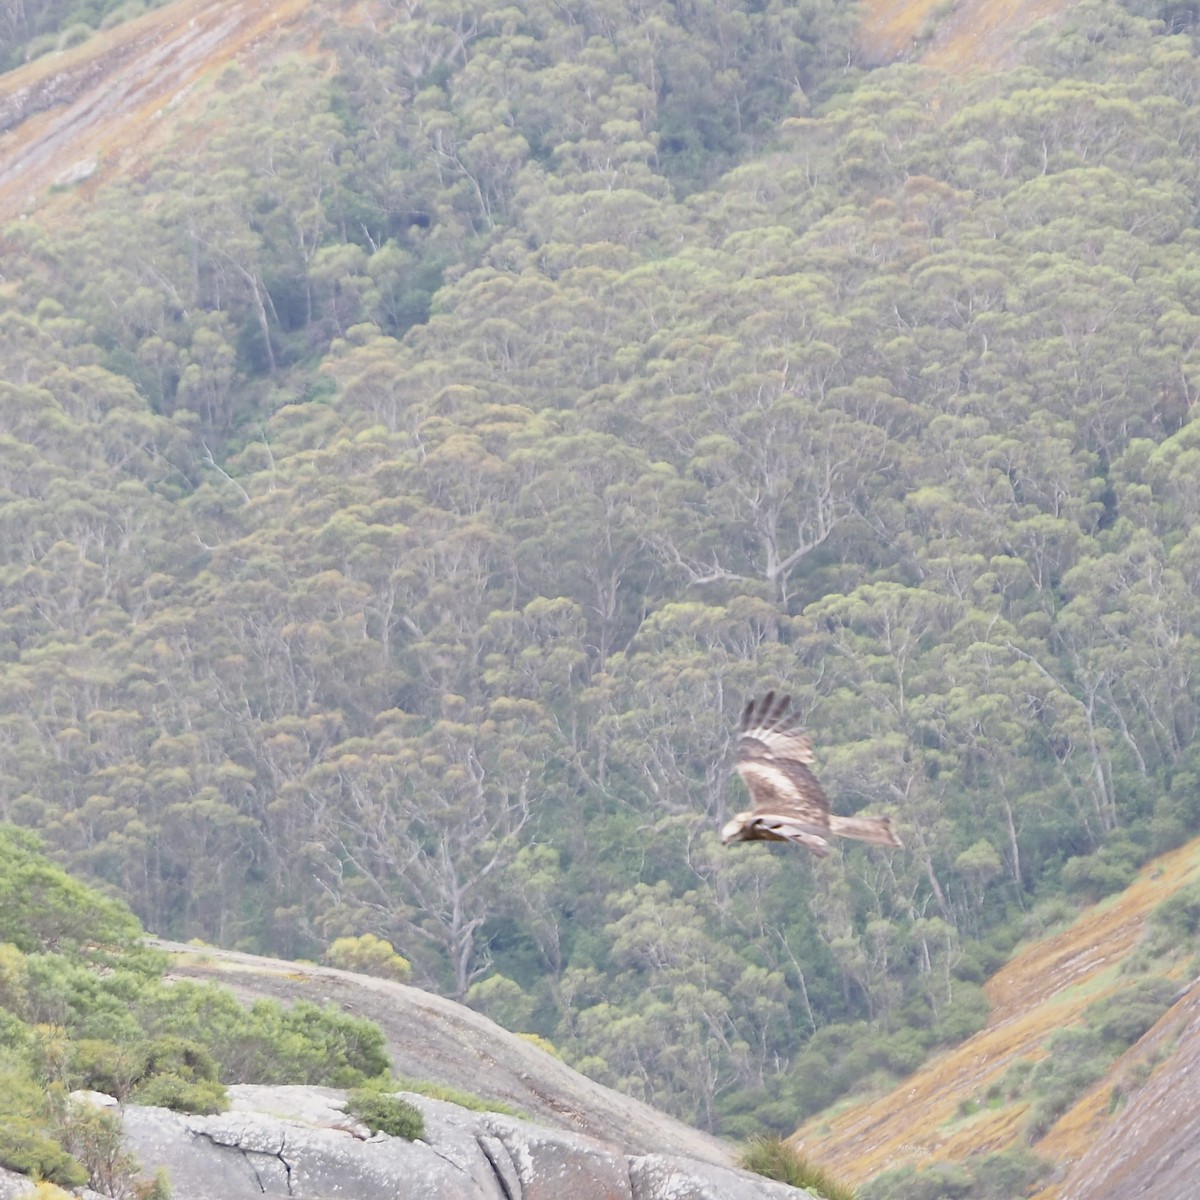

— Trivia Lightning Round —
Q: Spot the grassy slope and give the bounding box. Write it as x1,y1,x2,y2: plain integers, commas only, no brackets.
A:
857,0,1078,68
0,0,313,221
792,839,1200,1192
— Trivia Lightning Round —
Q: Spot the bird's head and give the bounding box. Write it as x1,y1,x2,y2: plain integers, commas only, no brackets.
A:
720,813,753,844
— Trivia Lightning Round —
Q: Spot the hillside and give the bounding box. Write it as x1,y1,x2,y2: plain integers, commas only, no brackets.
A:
0,0,1090,225
4,0,1200,1174
0,0,313,221
151,937,737,1165
794,839,1200,1197
857,0,1077,69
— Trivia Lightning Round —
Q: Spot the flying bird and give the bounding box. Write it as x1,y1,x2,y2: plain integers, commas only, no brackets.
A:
720,692,903,857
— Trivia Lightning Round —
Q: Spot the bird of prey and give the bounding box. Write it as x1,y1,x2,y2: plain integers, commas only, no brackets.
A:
720,691,903,857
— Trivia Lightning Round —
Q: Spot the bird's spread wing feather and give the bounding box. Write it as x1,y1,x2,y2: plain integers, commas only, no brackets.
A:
735,691,830,832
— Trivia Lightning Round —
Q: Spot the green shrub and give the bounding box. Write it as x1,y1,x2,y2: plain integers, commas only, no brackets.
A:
67,1039,148,1100
860,1161,971,1200
0,1120,87,1189
143,1036,219,1082
324,934,412,983
0,942,28,1012
137,984,389,1087
1083,978,1176,1048
932,982,990,1044
22,33,57,61
136,1170,173,1200
56,23,94,49
970,1147,1050,1198
1150,880,1200,946
131,1073,228,1115
344,1091,424,1140
0,829,144,959
1061,839,1142,902
1023,1028,1109,1141
740,1136,856,1200
52,1098,140,1195
517,1032,562,1059
100,1,149,29
862,1149,1049,1200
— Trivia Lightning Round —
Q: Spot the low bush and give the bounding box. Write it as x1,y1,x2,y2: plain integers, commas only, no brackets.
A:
130,1073,228,1115
861,1161,972,1200
1084,978,1176,1048
68,1039,148,1100
344,1090,425,1140
0,1120,87,1190
862,1148,1049,1200
324,934,412,983
1149,880,1200,947
1061,839,1142,902
56,23,94,49
740,1136,856,1200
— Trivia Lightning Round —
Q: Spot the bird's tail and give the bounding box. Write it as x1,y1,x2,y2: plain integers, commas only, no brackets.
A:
828,814,903,847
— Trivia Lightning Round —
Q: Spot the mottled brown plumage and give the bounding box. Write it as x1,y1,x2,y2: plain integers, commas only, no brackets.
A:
720,692,902,857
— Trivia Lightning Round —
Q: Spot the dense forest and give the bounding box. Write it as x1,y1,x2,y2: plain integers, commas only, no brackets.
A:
3,0,1200,1138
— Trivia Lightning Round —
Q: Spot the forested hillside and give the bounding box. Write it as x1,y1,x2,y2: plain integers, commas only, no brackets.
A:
2,0,1200,1145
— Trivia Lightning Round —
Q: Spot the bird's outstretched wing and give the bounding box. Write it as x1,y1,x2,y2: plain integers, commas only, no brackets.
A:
722,691,902,856
735,691,830,831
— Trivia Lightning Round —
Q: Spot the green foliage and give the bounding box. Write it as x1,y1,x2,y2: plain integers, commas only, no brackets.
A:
1061,838,1143,901
324,934,412,982
16,1182,78,1200
343,1091,425,1141
53,1096,145,1194
0,828,142,958
0,1121,87,1190
0,0,171,69
467,973,536,1031
67,1039,149,1101
1149,880,1200,947
740,1136,857,1200
130,1073,228,1115
1083,978,1176,1048
517,1032,562,1060
56,23,94,50
0,835,389,1188
1023,1027,1111,1140
931,983,991,1045
136,985,389,1087
862,1148,1049,1200
860,1161,973,1200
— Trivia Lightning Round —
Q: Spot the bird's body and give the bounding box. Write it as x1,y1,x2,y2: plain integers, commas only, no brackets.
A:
721,692,902,857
